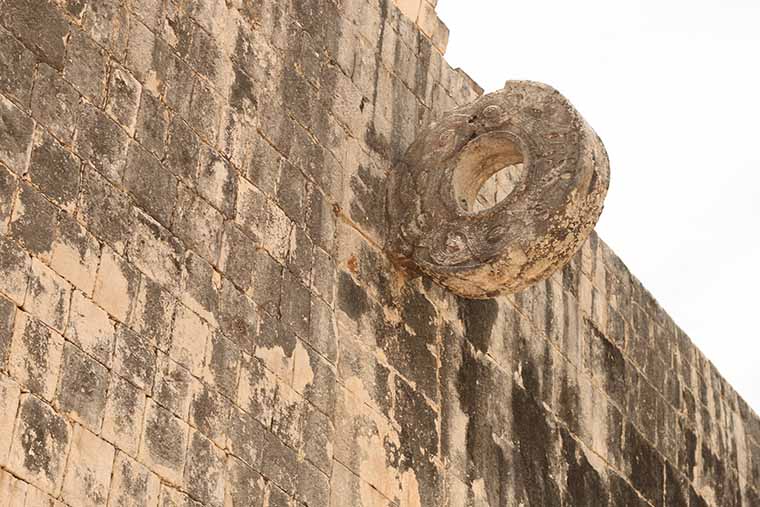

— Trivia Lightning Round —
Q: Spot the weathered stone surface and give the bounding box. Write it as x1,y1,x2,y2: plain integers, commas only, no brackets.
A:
93,248,140,323
0,94,33,174
0,0,69,70
8,182,58,259
49,214,100,296
139,400,189,485
75,103,130,184
61,425,115,507
64,29,107,103
78,167,133,253
108,452,161,507
0,27,35,106
55,343,109,432
7,394,71,495
388,81,610,298
101,375,146,458
8,311,64,402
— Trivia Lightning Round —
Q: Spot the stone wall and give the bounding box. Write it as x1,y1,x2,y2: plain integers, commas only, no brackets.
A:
0,0,758,506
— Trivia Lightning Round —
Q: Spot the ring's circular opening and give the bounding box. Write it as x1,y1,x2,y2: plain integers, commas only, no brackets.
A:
451,132,526,213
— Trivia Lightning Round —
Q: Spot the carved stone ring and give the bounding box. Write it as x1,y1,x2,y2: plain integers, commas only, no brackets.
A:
387,81,610,298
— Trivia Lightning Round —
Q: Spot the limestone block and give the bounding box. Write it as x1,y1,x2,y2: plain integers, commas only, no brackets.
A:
101,375,146,458
93,248,140,323
7,394,71,495
8,182,58,261
139,400,189,485
0,236,30,305
106,66,142,135
153,352,197,420
0,26,35,106
27,128,80,211
113,324,156,390
8,312,64,401
108,452,161,507
54,342,109,432
0,375,20,466
65,290,116,367
0,94,33,175
0,0,68,70
61,425,115,507
183,431,225,507
64,29,108,103
123,142,178,227
170,304,210,377
128,274,177,352
50,214,101,296
74,103,130,184
78,168,134,254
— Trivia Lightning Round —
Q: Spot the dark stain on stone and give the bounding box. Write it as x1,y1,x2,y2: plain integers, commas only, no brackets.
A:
458,297,498,353
560,427,607,506
511,383,563,505
19,396,69,480
337,271,369,320
455,342,509,505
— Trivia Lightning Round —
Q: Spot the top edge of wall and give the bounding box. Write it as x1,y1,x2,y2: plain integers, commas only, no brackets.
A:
392,0,484,96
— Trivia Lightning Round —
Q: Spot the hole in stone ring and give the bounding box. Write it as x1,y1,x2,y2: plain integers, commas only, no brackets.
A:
451,132,527,213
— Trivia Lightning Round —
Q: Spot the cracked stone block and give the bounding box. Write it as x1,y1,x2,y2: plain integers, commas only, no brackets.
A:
184,430,225,507
219,222,257,294
0,295,15,371
74,103,130,184
30,65,79,149
50,213,101,296
55,342,109,432
153,352,197,420
8,181,58,260
0,163,17,235
128,275,176,352
123,142,177,227
61,425,115,507
173,186,224,265
63,29,107,103
0,236,30,306
65,291,115,367
218,279,257,354
0,467,29,505
126,210,185,292
237,355,278,429
225,456,266,507
93,247,140,323
108,452,161,507
180,251,219,326
226,406,266,471
197,145,237,217
8,315,64,401
81,0,128,58
28,129,80,211
7,394,71,495
202,330,241,399
189,383,230,448
0,27,34,107
170,304,209,377
106,67,142,135
135,91,170,158
0,0,69,70
0,93,34,174
139,399,189,485
78,167,133,253
0,376,21,466
101,375,145,458
113,324,156,390
164,117,200,183
158,484,202,507
25,258,71,334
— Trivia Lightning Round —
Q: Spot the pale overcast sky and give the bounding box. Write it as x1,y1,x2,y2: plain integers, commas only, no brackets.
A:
438,0,760,412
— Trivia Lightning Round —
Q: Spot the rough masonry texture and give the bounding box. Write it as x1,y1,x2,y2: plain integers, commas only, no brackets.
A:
0,1,758,506
387,80,610,298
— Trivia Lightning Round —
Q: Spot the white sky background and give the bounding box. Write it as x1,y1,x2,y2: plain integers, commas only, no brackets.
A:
437,0,760,412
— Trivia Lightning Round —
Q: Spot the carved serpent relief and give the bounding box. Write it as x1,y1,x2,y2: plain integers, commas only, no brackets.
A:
387,81,610,298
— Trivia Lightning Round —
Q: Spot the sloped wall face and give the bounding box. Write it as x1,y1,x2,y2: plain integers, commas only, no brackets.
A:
0,1,758,506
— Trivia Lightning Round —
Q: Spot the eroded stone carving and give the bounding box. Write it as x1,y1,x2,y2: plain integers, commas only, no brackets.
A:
387,81,610,298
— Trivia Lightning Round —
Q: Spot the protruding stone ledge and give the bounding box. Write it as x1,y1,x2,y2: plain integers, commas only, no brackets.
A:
387,81,610,298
